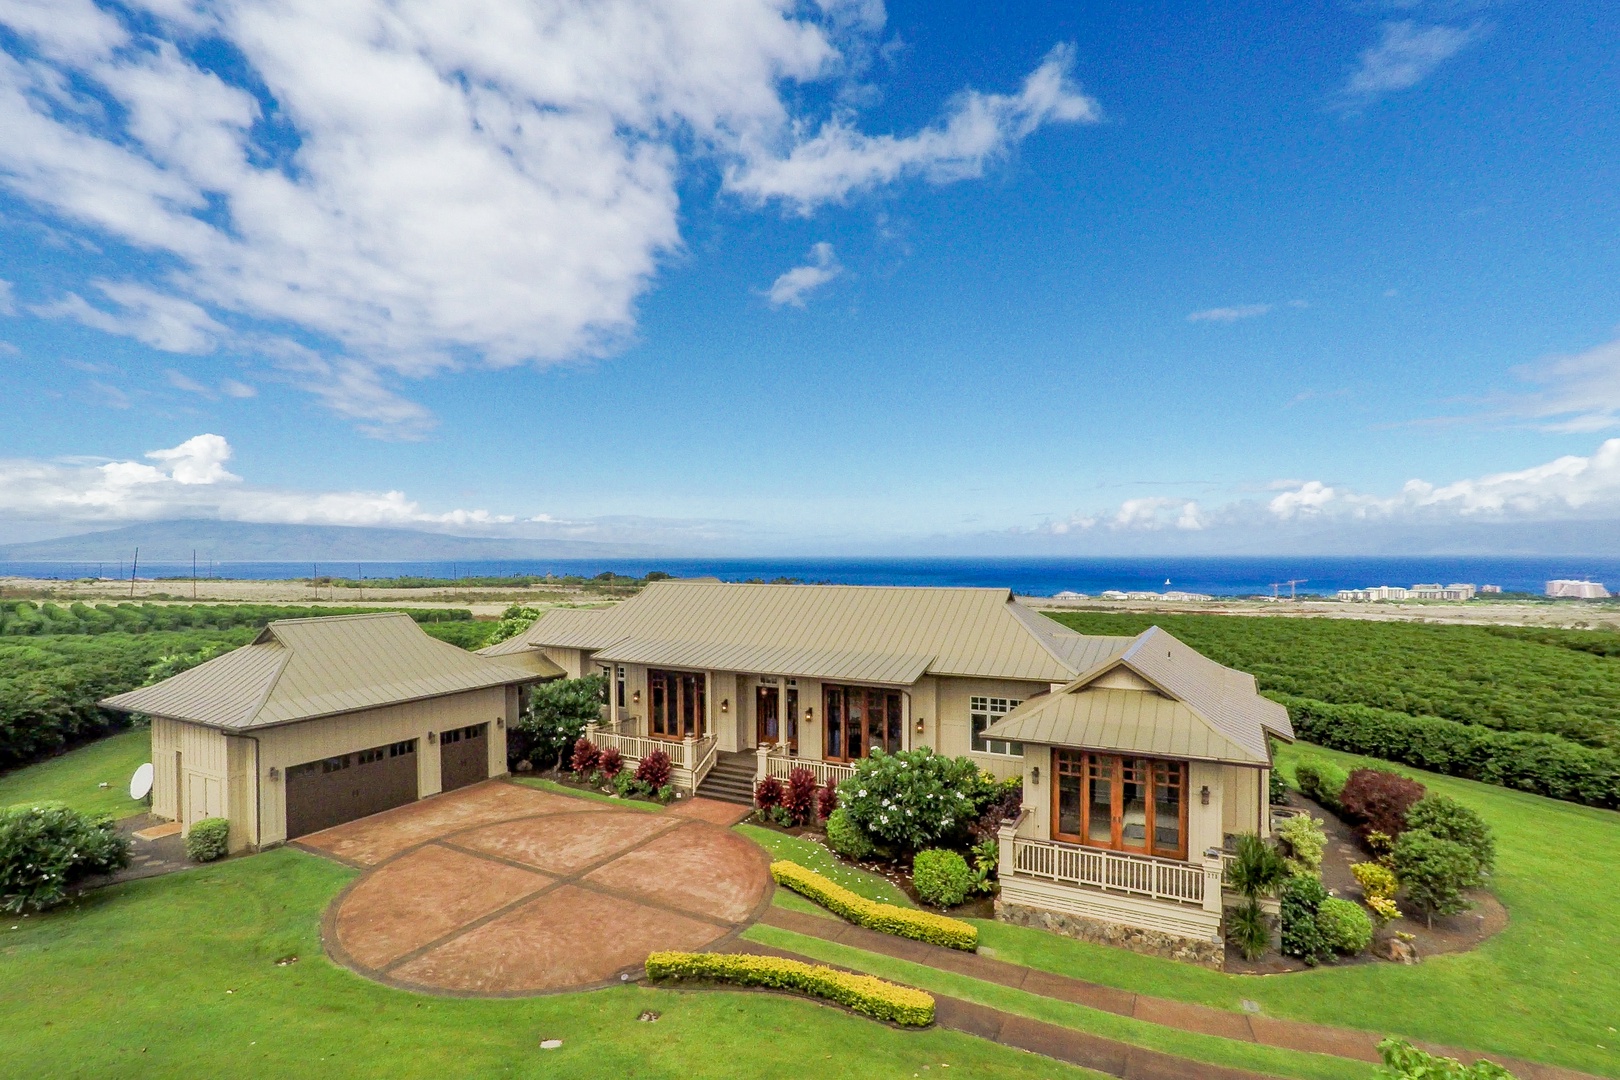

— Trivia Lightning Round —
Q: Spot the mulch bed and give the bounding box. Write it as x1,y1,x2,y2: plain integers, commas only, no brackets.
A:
1225,793,1507,975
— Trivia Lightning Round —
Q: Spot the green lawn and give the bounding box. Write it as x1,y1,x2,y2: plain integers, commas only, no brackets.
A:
0,727,150,817
961,742,1619,1077
734,823,917,908
0,846,1105,1080
745,923,1368,1080
511,776,660,811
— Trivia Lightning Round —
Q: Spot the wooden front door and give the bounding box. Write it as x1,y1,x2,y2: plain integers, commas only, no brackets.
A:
1052,750,1187,861
756,685,780,746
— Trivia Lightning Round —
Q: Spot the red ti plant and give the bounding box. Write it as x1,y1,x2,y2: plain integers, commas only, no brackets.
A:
570,738,600,775
598,746,623,780
636,749,672,789
816,781,839,822
754,775,784,812
784,767,818,827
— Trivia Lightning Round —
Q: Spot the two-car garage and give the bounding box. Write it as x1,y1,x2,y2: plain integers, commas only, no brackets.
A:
104,614,542,853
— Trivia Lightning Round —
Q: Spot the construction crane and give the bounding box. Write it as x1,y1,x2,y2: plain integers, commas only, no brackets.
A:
1269,579,1309,600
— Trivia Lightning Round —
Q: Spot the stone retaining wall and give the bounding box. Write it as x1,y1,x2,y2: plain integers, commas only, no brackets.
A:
996,900,1225,968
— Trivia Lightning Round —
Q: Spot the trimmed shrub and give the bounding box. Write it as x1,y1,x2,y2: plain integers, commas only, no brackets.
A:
1280,873,1330,964
784,767,818,827
1276,814,1326,876
1276,693,1620,809
1352,861,1402,922
754,775,784,812
569,737,600,776
645,950,934,1027
911,849,974,908
635,749,672,790
0,805,131,913
598,747,623,780
837,748,997,852
1392,830,1481,923
825,808,875,861
1316,897,1374,955
1340,769,1426,843
770,860,977,950
184,817,230,863
1294,757,1349,810
1405,794,1495,875
816,782,838,822
1375,1037,1518,1078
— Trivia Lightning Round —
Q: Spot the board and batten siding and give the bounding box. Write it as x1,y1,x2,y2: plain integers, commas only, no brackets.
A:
931,675,1052,782
149,716,229,835
252,686,509,847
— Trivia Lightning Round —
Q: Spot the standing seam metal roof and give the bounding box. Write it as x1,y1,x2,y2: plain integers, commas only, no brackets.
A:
101,613,540,730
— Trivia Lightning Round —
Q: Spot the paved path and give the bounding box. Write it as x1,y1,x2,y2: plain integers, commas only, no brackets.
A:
760,906,1598,1080
298,783,770,996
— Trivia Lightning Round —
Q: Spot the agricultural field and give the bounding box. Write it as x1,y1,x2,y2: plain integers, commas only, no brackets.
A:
1043,610,1620,750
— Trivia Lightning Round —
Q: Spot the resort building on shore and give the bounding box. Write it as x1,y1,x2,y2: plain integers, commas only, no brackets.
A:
1545,579,1611,599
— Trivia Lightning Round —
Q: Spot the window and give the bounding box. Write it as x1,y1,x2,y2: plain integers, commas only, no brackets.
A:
616,666,626,709
648,669,706,738
824,685,902,762
970,696,1023,756
388,740,416,758
598,665,611,704
1052,751,1187,860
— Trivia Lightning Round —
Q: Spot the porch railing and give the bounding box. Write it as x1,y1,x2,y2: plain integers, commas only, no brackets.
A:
1006,834,1207,905
584,723,715,796
755,744,857,789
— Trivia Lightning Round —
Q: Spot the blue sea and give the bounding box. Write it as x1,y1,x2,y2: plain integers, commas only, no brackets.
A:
6,556,1619,599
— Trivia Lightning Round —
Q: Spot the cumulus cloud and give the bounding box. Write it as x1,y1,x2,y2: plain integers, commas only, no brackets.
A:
1187,303,1272,324
1339,21,1483,108
0,432,512,528
1268,480,1336,519
763,242,843,308
0,1,1095,435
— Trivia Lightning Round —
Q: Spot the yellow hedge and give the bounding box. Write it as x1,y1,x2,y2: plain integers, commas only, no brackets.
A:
645,950,935,1027
770,860,978,951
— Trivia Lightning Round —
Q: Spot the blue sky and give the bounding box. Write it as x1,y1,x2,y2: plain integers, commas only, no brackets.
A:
2,0,1619,553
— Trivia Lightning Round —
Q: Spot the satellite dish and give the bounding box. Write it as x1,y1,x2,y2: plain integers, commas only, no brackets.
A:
130,762,154,801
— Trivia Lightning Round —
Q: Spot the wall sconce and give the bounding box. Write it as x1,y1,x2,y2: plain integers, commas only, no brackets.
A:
267,766,280,781
1200,785,1210,806
427,731,437,745
914,716,925,734
496,717,504,730
1029,766,1040,785
720,698,730,713
632,689,641,705
804,707,814,723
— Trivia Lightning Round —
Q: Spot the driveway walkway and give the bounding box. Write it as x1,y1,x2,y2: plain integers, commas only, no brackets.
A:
297,782,770,996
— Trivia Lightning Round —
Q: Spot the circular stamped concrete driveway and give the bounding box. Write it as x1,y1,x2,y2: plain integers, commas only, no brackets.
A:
296,781,771,996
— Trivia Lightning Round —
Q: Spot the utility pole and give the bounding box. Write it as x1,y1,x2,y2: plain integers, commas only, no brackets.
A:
192,549,198,600
313,563,319,601
130,548,139,599
357,563,363,602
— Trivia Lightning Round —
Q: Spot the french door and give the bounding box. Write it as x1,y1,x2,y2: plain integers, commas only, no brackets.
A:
1053,751,1187,860
824,685,902,762
649,669,705,739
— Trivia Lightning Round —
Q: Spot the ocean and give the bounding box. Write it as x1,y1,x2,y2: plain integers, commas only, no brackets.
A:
5,555,1618,598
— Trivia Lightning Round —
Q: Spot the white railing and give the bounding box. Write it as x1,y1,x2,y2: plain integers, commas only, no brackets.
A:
1007,834,1206,906
755,744,857,788
585,724,715,795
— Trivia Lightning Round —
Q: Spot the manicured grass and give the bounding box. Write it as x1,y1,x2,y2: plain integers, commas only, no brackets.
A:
511,776,661,811
745,923,1367,1080
966,742,1620,1077
0,847,1107,1079
734,823,916,907
0,728,150,818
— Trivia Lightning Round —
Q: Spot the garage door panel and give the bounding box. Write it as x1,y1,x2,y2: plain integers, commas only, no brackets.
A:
439,724,488,793
287,739,419,840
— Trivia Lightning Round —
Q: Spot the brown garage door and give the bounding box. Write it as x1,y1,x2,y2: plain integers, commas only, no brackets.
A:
439,723,488,793
286,739,419,840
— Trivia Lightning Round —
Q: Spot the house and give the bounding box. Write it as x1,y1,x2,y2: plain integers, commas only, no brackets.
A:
484,580,1291,963
982,626,1291,965
100,613,549,853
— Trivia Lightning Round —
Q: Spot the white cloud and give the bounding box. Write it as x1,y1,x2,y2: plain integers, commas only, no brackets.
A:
1340,21,1483,107
220,378,256,399
1110,497,1205,531
763,242,843,308
0,278,14,315
1502,336,1620,434
1268,480,1337,519
165,368,260,400
0,432,512,528
728,44,1099,212
0,2,1095,435
36,281,226,353
1187,303,1272,324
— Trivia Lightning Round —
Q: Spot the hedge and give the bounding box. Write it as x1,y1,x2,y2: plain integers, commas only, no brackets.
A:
1273,693,1620,808
769,860,978,951
645,951,935,1027
184,818,230,862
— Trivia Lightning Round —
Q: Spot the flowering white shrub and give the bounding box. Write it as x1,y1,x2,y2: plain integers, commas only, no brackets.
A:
836,749,999,851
